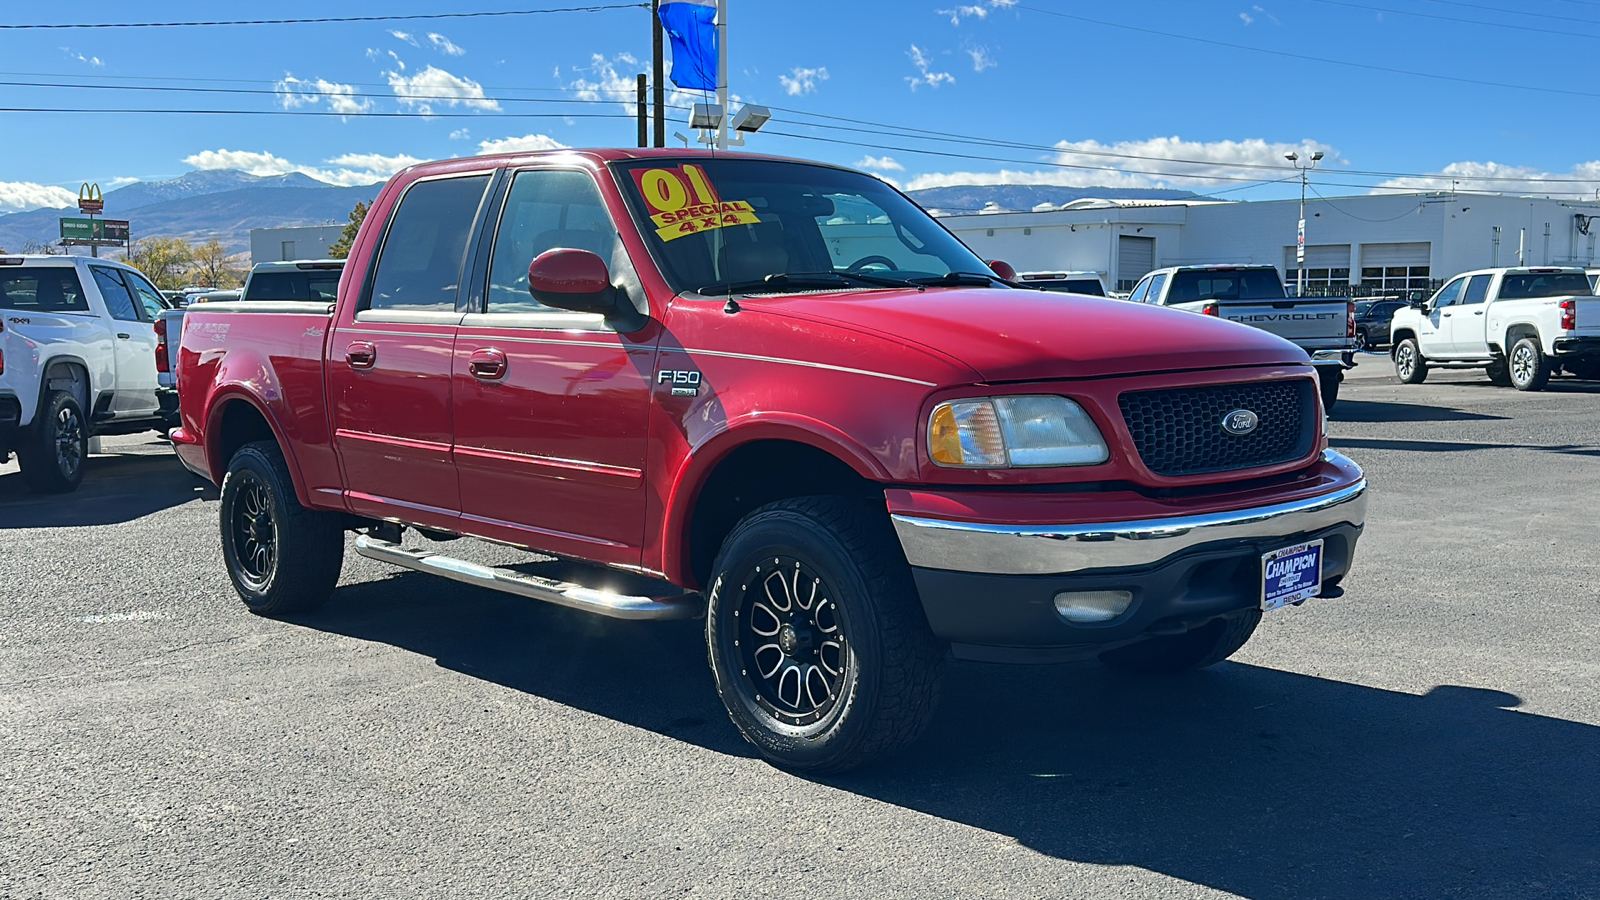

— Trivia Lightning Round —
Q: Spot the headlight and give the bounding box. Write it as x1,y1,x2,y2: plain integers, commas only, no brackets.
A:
928,395,1109,468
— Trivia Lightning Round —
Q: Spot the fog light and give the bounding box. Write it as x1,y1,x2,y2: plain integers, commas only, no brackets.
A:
1053,590,1133,623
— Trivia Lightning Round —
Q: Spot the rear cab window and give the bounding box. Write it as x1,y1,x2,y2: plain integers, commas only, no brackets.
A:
363,173,493,315
1167,268,1286,303
245,270,342,303
0,267,90,313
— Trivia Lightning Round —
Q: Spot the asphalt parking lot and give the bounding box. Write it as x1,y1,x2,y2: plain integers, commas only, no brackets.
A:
3,357,1598,900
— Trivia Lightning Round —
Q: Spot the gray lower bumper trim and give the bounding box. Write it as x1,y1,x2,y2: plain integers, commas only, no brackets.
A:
892,474,1367,576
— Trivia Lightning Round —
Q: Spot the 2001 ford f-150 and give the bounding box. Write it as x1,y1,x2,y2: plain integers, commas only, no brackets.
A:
173,150,1368,772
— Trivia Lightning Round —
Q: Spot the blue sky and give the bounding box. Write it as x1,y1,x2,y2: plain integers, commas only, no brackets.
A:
2,0,1597,213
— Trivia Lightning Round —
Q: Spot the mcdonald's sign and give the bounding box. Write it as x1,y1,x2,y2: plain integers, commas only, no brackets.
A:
78,183,104,213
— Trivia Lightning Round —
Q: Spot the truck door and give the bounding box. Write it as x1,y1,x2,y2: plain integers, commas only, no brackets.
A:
450,167,657,568
1417,276,1463,357
327,171,494,525
1444,274,1492,355
87,265,160,417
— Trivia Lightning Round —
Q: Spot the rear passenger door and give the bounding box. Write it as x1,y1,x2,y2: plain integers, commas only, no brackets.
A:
1444,274,1492,355
87,265,160,417
328,171,495,525
449,167,658,567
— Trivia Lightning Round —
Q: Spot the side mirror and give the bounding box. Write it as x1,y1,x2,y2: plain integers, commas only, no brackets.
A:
1410,297,1429,311
986,259,1017,281
528,248,618,313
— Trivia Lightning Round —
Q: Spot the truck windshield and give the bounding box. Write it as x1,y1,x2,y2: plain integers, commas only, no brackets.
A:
612,158,993,295
1167,269,1286,303
1498,273,1592,299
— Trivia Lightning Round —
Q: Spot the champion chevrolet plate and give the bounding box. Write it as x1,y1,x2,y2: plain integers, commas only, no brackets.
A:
1261,539,1323,612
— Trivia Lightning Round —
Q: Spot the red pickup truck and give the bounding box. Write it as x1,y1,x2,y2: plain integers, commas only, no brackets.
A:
173,149,1368,771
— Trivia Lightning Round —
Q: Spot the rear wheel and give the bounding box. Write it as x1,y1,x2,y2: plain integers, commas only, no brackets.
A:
1099,610,1262,674
219,441,345,616
705,497,944,773
1486,359,1513,387
17,390,87,494
1394,338,1428,384
1509,336,1551,392
1352,329,1370,351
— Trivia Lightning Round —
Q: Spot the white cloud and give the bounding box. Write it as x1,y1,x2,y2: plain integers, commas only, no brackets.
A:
476,134,568,156
568,52,704,116
60,48,104,67
1254,5,1282,25
937,5,988,25
779,66,829,97
967,46,996,72
1376,160,1600,196
906,135,1339,191
0,181,78,213
275,76,372,115
389,30,419,46
906,45,955,91
450,128,472,140
387,65,499,115
1239,11,1255,24
181,148,418,187
855,156,906,172
428,33,466,56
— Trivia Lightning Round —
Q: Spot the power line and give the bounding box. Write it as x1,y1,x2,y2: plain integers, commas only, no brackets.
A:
0,5,645,30
0,78,695,111
1418,0,1600,25
0,106,635,119
1305,0,1600,39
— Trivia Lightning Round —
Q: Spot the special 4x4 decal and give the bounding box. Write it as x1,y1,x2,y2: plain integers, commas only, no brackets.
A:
631,164,760,242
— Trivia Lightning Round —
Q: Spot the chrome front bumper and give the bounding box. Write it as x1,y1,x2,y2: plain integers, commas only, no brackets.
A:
891,456,1368,577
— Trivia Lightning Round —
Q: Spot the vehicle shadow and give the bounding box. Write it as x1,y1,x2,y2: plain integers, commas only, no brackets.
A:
307,572,1600,899
0,449,215,527
1332,436,1600,457
1330,399,1507,423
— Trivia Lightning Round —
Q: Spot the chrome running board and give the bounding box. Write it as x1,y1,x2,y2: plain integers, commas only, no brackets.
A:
352,535,703,621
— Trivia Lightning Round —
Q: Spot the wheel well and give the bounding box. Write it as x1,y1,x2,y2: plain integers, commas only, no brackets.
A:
39,360,89,418
213,400,278,475
686,440,882,588
1504,324,1539,348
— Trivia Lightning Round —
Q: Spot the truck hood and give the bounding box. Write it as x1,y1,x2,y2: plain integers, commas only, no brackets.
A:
753,288,1310,382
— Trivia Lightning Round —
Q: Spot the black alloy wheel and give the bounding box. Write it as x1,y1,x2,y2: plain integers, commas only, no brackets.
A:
51,404,85,484
228,471,278,591
734,556,851,727
18,389,88,493
218,441,345,616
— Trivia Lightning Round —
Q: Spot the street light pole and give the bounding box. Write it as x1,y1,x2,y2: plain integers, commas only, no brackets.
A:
1285,150,1323,298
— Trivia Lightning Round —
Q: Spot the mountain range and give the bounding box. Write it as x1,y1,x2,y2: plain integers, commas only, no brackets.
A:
0,170,1202,260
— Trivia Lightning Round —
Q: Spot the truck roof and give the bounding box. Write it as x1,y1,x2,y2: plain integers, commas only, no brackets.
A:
391,147,865,181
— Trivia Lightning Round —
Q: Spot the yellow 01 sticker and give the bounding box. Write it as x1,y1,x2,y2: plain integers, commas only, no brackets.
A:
630,164,761,242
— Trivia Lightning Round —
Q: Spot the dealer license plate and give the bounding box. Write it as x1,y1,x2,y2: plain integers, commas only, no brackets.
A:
1261,539,1323,612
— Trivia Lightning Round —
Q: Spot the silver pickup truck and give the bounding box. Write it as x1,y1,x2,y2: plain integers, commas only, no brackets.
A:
1126,264,1355,409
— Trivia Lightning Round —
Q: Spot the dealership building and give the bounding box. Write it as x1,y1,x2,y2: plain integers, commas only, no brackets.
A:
937,191,1600,296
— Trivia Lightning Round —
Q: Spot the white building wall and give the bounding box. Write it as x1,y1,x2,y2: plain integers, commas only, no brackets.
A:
249,225,345,267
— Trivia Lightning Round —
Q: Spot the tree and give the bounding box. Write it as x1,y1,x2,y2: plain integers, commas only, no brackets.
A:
187,239,242,288
124,237,195,290
327,200,368,260
19,240,62,255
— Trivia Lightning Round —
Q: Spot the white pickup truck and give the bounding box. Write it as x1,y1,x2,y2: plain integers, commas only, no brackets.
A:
1390,266,1600,391
1,255,176,492
1127,264,1356,408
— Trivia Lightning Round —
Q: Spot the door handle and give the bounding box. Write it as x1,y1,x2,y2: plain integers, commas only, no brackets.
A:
468,348,508,381
345,341,377,369
117,333,131,339
1474,310,1484,315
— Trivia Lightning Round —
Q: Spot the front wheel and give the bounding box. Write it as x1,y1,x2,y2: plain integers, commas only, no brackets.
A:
219,440,345,616
1099,610,1262,674
17,389,88,494
1394,338,1428,384
1508,337,1551,391
705,497,944,773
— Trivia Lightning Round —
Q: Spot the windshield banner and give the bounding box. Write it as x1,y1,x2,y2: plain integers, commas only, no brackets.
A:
630,164,760,242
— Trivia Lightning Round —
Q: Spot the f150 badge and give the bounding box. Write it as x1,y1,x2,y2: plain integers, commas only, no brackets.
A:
658,369,702,397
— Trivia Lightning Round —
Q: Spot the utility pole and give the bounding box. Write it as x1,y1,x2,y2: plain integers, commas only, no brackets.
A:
1285,150,1324,298
636,74,648,148
651,0,665,148
714,0,728,150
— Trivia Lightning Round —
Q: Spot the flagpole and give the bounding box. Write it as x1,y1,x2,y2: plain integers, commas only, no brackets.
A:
715,0,728,150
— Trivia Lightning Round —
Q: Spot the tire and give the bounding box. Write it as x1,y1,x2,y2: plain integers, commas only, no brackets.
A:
1508,336,1551,392
1393,338,1428,384
16,389,88,494
705,496,944,773
1486,359,1513,387
1318,369,1341,412
1099,610,1262,674
219,440,345,616
1352,329,1370,352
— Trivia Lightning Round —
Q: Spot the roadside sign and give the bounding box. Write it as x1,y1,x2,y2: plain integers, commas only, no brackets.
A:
78,183,104,213
59,217,130,244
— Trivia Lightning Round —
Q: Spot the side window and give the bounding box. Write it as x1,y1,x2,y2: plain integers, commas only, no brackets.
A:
366,174,492,312
122,270,169,320
1431,278,1465,309
1146,273,1169,304
90,266,143,322
1127,276,1152,304
486,169,623,315
1460,275,1491,305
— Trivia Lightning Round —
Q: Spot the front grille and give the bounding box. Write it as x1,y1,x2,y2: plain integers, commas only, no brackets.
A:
1118,380,1316,477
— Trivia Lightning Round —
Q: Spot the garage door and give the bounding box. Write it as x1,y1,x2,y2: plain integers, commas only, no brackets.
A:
1284,244,1352,270
1360,242,1430,267
1117,235,1155,290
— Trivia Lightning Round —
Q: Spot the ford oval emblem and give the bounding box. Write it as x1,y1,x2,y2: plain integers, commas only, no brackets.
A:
1222,409,1259,436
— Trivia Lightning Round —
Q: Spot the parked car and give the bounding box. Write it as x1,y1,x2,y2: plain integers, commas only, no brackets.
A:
1125,264,1356,408
1,255,177,492
172,150,1368,772
1014,270,1108,296
1390,266,1600,389
1352,298,1407,350
239,259,343,303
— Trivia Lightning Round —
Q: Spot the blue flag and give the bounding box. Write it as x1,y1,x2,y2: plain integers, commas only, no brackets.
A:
658,0,718,92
